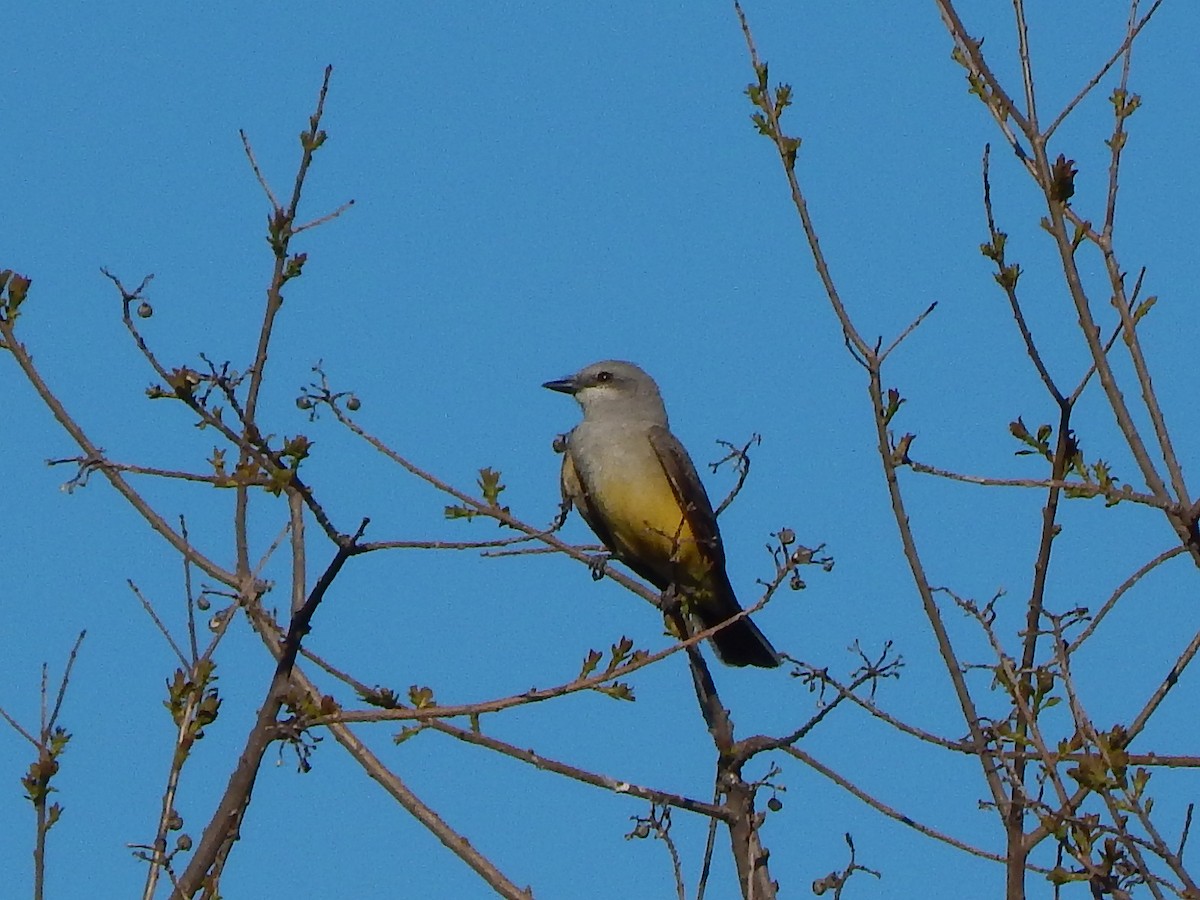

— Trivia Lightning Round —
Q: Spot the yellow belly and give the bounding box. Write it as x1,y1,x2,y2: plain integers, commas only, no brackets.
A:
585,454,710,584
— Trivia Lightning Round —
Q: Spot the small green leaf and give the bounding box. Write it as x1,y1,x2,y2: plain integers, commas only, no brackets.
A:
579,649,603,679
596,682,636,702
408,685,436,709
780,135,800,170
750,112,772,137
979,231,1007,261
478,467,507,510
284,252,308,281
608,637,634,669
394,725,422,745
993,263,1021,290
358,686,401,709
1009,417,1052,460
281,434,313,463
882,388,905,425
1131,295,1157,324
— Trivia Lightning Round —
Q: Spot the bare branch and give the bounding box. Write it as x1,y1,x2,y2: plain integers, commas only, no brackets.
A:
426,716,729,821
782,745,1013,866
878,301,937,364
129,581,190,668
1068,545,1186,652
1044,0,1165,140
171,521,366,897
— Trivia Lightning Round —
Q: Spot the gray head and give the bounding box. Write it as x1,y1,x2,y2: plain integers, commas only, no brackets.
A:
543,360,669,424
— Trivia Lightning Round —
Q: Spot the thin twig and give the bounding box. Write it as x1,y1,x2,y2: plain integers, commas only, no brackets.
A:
1043,0,1165,139
696,792,720,900
878,302,937,363
294,198,356,234
239,129,281,209
734,1,872,362
0,317,235,587
361,533,544,552
1011,0,1039,131
180,517,200,663
0,705,38,746
980,143,1064,404
905,459,1172,511
711,434,760,518
1068,545,1185,652
326,582,786,726
47,631,86,730
427,716,730,821
129,581,190,668
1067,276,1147,406
782,745,1015,866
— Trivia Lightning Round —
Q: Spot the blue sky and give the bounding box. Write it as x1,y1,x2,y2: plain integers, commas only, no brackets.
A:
3,3,1199,898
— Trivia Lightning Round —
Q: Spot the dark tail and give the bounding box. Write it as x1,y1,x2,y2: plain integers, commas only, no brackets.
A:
709,614,780,668
695,573,781,669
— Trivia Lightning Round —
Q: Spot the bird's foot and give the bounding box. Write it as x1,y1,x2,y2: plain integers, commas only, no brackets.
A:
659,584,682,615
588,552,611,581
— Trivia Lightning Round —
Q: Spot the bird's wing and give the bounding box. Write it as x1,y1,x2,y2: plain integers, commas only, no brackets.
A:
646,424,727,568
649,426,782,668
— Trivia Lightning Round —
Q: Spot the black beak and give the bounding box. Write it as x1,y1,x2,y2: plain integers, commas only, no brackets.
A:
542,377,577,395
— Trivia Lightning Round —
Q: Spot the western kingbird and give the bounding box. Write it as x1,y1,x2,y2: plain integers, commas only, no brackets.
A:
544,360,780,668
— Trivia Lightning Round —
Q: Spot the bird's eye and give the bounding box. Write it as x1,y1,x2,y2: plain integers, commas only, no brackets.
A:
595,371,613,383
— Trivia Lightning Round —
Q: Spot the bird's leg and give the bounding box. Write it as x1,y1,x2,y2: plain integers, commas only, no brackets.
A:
660,583,682,616
550,495,573,531
588,552,611,581
660,584,691,642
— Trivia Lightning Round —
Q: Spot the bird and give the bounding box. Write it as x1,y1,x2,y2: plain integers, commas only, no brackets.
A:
543,360,780,668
